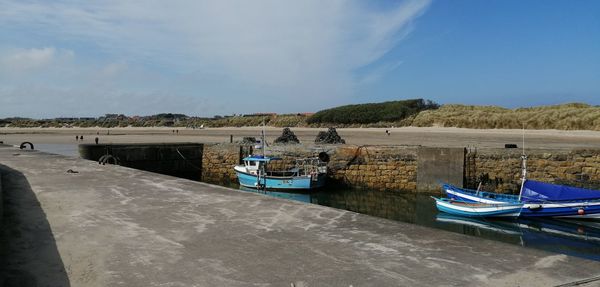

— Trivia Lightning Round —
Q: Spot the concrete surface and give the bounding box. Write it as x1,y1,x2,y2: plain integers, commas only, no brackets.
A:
1,146,600,287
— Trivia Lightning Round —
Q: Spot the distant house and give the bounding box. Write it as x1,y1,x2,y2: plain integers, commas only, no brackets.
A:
297,112,315,117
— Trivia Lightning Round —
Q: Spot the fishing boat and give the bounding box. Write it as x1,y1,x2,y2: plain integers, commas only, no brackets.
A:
444,182,600,219
234,155,327,190
444,134,600,218
432,197,523,217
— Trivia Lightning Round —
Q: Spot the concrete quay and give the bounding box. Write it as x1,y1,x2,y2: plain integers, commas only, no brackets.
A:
1,146,600,287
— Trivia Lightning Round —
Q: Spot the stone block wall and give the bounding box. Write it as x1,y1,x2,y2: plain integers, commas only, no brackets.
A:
201,144,245,185
327,146,417,191
200,144,419,191
473,149,600,193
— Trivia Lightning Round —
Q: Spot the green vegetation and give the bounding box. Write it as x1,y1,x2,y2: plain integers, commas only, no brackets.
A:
411,103,600,130
2,102,599,130
306,99,439,125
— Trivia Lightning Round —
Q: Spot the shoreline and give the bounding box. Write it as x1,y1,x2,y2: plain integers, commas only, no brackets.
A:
2,126,600,150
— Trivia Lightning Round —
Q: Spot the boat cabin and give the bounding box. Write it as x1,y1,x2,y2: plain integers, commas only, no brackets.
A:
238,155,326,177
241,155,282,175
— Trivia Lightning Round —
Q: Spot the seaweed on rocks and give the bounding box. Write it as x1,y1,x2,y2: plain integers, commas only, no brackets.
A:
315,128,345,144
274,128,300,144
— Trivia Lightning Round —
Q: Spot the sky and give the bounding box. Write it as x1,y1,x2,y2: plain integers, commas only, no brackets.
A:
0,0,599,118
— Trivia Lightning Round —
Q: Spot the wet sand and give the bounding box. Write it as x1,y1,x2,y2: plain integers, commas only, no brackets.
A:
2,126,600,150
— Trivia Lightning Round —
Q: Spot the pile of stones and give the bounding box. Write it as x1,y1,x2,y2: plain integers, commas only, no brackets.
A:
241,137,257,144
274,128,300,144
315,128,345,144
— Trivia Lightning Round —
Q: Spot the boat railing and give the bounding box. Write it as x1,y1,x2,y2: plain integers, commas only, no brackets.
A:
294,157,327,175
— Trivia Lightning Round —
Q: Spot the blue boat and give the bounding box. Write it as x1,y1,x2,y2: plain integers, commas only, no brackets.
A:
234,155,327,190
443,182,600,219
444,150,600,219
432,197,523,218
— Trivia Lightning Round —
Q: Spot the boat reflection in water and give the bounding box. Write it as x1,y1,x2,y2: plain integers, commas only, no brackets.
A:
237,186,600,261
239,186,312,203
435,214,600,261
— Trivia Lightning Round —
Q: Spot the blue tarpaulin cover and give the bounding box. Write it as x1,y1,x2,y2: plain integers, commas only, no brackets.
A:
521,180,600,202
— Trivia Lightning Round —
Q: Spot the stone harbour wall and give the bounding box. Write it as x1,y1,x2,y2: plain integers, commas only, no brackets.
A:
200,144,419,191
472,149,600,193
327,146,417,191
201,144,244,185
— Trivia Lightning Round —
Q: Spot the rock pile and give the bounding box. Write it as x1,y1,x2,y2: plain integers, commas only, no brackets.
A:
315,128,346,144
274,128,300,144
241,137,257,144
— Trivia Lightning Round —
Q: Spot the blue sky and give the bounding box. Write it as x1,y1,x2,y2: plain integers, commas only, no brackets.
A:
0,0,598,118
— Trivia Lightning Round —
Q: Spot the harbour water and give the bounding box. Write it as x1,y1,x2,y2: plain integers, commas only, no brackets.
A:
240,187,600,261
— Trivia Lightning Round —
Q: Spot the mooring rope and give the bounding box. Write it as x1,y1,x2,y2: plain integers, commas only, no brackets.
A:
175,148,203,171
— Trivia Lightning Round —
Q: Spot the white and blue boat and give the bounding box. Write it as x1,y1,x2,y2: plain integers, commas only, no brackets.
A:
432,197,523,218
234,155,327,190
444,182,600,219
444,147,600,219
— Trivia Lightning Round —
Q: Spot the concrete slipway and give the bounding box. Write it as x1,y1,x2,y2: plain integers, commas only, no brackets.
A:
1,146,599,287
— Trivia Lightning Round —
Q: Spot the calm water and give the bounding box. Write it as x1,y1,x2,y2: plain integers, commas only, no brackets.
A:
32,144,600,261
240,187,600,261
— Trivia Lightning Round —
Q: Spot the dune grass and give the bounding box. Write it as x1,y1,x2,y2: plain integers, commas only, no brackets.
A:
410,103,600,130
201,114,307,127
4,103,599,130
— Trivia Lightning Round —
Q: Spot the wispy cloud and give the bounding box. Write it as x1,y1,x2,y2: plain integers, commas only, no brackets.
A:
0,0,431,117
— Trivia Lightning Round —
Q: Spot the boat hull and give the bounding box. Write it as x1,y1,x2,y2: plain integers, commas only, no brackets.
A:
235,170,326,190
433,197,522,218
443,184,600,219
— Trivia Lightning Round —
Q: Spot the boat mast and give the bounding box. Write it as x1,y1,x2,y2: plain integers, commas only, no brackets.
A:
261,117,266,191
261,116,266,157
518,124,527,201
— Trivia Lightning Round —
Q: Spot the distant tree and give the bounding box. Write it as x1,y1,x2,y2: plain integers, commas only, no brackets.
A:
307,98,439,125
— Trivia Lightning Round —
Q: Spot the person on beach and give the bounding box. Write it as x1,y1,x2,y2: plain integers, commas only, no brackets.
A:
80,135,83,141
76,135,79,141
95,137,99,144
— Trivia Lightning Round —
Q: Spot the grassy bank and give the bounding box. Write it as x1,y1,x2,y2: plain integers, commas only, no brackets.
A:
410,103,600,130
3,102,600,131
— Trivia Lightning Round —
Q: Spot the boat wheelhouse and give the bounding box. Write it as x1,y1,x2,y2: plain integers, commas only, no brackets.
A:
234,155,327,190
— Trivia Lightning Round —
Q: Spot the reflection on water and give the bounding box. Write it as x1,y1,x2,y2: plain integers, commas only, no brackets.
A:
240,187,312,203
240,187,600,261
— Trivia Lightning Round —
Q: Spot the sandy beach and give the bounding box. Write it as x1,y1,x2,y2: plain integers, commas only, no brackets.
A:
2,126,600,150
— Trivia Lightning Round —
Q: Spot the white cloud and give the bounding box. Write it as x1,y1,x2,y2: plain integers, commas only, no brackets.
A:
0,0,431,117
0,47,70,72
